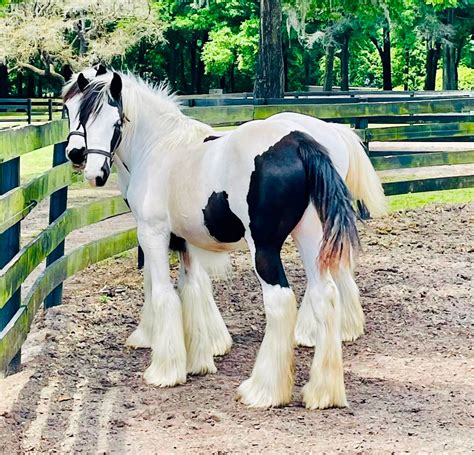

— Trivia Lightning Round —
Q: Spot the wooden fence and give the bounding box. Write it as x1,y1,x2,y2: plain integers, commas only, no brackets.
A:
0,95,473,376
0,98,64,124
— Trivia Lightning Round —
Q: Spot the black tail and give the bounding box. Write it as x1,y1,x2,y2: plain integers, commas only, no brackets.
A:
296,131,360,272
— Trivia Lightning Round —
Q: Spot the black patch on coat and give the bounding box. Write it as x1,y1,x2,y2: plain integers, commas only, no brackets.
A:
169,233,186,252
203,135,221,143
247,132,311,287
247,130,358,287
202,191,245,243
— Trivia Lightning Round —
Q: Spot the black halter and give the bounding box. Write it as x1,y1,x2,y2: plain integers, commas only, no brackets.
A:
67,129,85,142
82,97,127,166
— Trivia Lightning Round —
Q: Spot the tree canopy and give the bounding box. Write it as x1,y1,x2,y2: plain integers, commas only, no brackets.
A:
0,0,472,97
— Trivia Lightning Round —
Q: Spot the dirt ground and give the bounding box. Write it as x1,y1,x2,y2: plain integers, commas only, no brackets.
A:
1,203,473,454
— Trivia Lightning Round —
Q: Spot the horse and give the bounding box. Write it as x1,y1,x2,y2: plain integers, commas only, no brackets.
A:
66,70,386,409
62,70,386,351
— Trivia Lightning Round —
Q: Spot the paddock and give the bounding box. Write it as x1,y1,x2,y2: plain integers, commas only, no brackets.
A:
0,202,472,452
0,93,473,452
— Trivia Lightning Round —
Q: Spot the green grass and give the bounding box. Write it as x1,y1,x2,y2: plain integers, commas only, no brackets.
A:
388,187,474,212
20,145,54,182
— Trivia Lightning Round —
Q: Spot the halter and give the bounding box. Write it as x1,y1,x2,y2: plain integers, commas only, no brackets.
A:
82,97,128,167
67,130,85,142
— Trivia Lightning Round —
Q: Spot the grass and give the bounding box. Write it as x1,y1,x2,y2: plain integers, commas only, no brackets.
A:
20,145,54,182
388,187,474,212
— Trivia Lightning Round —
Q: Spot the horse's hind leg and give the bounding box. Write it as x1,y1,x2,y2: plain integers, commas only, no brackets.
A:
291,207,323,347
292,205,347,409
293,206,364,346
333,266,364,342
178,248,232,375
237,238,297,408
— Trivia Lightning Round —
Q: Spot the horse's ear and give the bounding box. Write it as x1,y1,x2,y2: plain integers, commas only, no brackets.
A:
95,64,107,76
77,73,89,92
110,72,122,101
62,64,73,83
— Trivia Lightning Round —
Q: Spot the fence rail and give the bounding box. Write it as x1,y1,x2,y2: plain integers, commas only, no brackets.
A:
0,94,473,376
0,98,63,124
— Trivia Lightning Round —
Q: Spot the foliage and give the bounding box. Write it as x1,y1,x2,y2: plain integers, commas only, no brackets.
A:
0,0,472,95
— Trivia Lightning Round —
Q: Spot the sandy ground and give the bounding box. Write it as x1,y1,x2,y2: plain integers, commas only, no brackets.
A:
1,203,473,454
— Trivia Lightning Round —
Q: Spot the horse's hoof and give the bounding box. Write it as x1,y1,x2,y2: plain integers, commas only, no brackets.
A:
125,326,152,348
237,377,292,408
302,378,348,410
144,362,186,387
295,326,317,348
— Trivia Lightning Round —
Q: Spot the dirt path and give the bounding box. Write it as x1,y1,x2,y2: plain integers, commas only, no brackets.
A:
1,203,473,454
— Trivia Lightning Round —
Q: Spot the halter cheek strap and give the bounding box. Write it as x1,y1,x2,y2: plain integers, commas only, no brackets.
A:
67,130,85,141
83,118,124,165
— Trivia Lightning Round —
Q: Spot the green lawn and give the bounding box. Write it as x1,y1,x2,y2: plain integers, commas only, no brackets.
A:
20,145,54,182
388,187,474,211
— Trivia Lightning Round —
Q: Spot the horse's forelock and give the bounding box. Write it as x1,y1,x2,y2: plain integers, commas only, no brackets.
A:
79,80,108,127
63,81,80,101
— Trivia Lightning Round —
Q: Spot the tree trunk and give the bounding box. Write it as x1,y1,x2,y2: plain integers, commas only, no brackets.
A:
340,33,350,91
254,0,284,98
179,47,187,93
381,22,392,90
323,43,335,91
190,37,197,93
424,43,441,90
404,47,410,91
16,72,23,97
0,64,8,97
442,9,457,90
37,76,43,97
230,62,235,92
26,73,35,98
282,37,289,92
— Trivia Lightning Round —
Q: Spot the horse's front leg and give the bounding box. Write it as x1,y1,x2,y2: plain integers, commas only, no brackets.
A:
126,261,153,348
138,222,187,387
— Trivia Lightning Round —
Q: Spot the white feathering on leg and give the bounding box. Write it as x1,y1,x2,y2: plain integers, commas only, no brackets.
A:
238,285,296,408
302,275,347,409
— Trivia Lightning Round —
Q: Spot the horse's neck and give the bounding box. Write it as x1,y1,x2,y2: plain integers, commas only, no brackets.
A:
120,109,213,173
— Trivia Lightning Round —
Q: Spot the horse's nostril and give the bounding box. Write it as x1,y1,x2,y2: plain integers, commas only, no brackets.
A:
68,147,86,165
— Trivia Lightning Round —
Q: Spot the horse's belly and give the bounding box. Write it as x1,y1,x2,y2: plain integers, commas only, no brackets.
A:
169,196,246,253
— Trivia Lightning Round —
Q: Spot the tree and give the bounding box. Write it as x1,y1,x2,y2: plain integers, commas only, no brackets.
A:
0,0,165,91
254,0,284,98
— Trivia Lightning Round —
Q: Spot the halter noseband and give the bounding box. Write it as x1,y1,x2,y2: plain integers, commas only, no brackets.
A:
82,98,127,166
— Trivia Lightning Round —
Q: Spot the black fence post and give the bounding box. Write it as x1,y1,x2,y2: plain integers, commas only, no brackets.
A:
44,142,68,308
27,99,32,124
48,99,53,121
0,157,21,376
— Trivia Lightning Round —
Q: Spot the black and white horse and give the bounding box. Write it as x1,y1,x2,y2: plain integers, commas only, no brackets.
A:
63,71,386,409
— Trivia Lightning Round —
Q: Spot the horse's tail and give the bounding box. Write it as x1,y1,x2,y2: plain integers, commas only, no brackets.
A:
332,123,388,218
297,132,360,273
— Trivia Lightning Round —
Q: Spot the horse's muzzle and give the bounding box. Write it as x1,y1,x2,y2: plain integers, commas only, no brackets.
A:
94,161,111,187
68,147,86,166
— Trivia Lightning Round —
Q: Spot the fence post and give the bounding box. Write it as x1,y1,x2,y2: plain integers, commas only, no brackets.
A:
0,157,21,376
44,142,68,308
48,99,53,121
27,98,32,124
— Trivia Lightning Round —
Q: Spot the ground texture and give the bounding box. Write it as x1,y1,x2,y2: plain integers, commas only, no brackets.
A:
1,203,473,454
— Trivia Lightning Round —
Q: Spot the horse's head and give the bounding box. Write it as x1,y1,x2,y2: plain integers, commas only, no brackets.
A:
62,64,108,169
79,72,126,187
